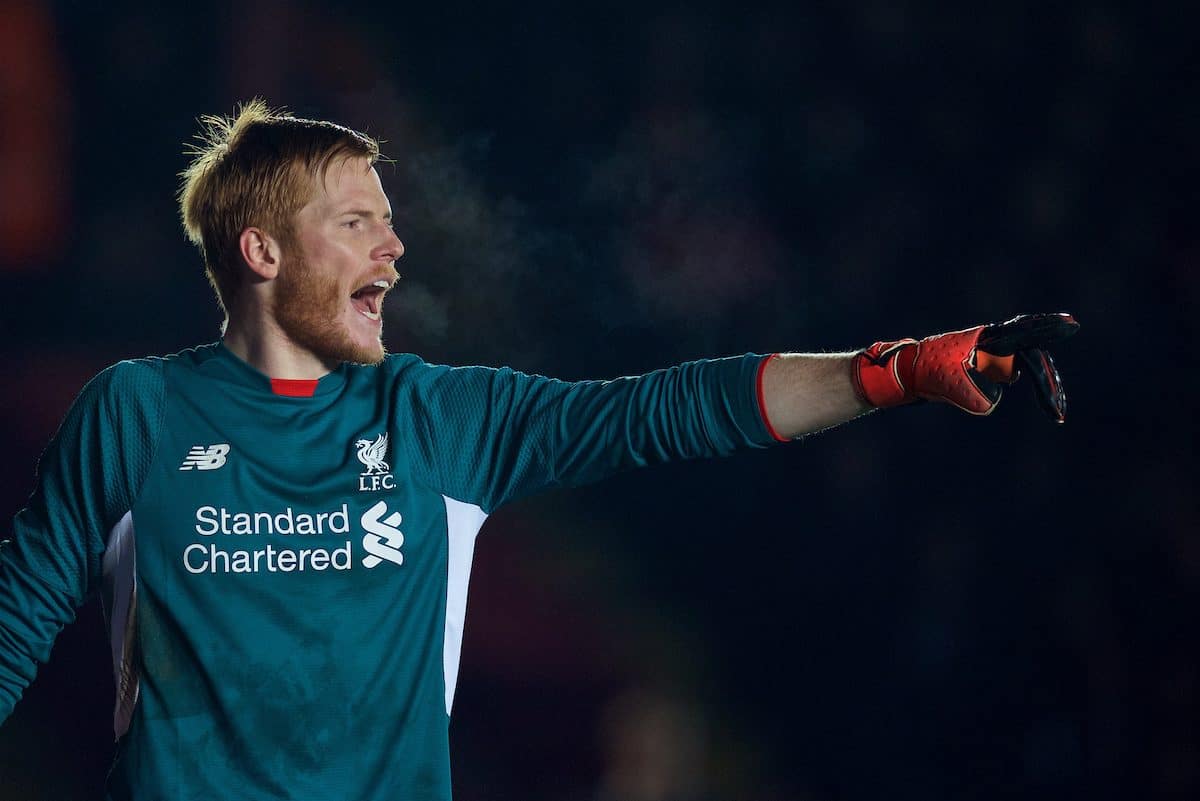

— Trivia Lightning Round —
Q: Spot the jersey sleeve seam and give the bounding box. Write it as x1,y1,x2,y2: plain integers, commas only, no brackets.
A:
122,358,168,518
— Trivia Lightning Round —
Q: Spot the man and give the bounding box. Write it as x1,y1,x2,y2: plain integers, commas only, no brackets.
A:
0,101,1077,801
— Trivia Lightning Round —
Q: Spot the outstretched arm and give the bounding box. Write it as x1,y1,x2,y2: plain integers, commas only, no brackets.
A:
406,313,1078,511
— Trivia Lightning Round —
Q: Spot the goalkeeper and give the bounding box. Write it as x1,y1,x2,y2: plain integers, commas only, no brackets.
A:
0,101,1078,801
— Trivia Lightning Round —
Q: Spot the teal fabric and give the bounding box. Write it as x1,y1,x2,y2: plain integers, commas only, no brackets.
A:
2,343,775,800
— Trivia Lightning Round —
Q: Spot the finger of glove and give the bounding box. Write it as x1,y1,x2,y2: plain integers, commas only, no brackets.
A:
1017,347,1068,423
977,312,1079,356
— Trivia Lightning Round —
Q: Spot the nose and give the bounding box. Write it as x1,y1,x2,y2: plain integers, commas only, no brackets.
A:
374,226,405,263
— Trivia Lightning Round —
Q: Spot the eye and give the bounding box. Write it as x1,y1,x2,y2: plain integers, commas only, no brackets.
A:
343,218,362,230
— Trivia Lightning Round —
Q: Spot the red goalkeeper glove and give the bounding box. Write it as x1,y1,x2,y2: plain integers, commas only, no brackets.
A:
851,312,1080,422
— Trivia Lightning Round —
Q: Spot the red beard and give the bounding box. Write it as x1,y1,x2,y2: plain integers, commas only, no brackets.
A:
273,252,385,366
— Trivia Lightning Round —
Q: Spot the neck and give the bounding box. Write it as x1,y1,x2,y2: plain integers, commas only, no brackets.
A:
222,307,339,380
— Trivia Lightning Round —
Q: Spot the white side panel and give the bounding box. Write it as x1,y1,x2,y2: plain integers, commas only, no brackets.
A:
100,511,139,740
442,496,488,715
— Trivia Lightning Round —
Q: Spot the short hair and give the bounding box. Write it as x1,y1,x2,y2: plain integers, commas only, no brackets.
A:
178,99,381,315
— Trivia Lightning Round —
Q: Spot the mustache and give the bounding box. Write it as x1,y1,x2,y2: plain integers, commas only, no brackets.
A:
356,267,401,290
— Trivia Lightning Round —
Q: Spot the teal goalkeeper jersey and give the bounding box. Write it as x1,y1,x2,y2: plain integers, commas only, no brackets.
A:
0,342,779,800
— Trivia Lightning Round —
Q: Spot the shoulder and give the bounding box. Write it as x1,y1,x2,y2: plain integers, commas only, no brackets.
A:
77,355,166,408
345,355,524,411
50,355,167,461
377,351,431,374
92,343,223,390
70,345,236,423
346,352,451,387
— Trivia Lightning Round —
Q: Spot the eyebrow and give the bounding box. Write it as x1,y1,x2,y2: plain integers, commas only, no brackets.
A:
338,208,393,220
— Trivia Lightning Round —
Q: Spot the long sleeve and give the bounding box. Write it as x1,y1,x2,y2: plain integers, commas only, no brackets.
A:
402,353,777,513
0,359,163,722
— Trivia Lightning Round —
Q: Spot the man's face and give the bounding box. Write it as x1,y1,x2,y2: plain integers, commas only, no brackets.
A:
273,156,403,366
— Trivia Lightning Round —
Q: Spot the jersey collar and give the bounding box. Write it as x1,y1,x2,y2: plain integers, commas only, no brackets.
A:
212,341,349,398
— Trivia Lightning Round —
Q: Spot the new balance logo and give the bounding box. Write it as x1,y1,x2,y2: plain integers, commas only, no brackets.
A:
361,500,404,568
179,444,231,471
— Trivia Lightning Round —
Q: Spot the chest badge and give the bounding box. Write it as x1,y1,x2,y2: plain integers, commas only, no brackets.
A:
355,433,396,491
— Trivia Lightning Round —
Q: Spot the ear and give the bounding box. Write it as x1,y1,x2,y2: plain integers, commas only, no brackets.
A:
238,227,281,281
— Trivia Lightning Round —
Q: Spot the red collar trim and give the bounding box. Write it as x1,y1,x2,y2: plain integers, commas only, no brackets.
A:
270,378,320,397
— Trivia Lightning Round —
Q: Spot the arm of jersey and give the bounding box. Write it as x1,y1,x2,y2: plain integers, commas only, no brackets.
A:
0,360,162,723
404,354,776,513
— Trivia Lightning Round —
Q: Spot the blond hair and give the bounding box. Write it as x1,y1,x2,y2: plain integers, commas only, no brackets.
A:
178,99,380,315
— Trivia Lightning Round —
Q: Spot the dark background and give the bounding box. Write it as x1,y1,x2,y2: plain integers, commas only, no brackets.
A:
0,1,1195,799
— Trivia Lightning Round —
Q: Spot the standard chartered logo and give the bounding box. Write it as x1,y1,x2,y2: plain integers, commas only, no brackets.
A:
360,501,404,568
182,501,408,575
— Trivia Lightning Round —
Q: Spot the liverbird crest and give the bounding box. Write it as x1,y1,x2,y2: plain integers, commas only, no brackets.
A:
355,433,391,475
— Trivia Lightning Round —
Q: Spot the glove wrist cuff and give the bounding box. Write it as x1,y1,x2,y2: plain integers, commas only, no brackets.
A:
851,339,919,408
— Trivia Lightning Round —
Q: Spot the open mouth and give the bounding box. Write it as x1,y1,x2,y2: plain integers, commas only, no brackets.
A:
350,279,391,322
